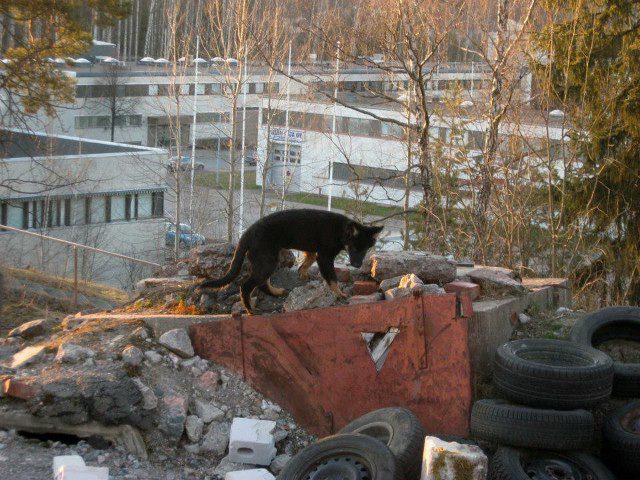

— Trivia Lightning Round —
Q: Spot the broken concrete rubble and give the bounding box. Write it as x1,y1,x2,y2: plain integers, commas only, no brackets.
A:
8,318,52,339
200,421,231,455
185,415,204,443
192,398,225,423
55,343,95,364
225,469,275,480
121,345,144,367
228,418,277,466
8,345,47,368
421,436,487,480
467,267,527,297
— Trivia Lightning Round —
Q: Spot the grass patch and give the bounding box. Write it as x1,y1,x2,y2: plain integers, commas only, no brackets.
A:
2,265,128,304
194,170,258,190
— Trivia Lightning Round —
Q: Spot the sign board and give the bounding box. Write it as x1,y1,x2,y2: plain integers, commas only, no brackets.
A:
269,128,304,144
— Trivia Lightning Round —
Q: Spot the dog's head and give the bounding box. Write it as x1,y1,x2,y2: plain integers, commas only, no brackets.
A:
344,222,384,268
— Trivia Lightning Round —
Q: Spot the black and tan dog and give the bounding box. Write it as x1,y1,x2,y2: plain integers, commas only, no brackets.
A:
197,208,383,314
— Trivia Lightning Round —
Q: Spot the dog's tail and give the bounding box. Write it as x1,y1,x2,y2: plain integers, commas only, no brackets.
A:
198,237,249,289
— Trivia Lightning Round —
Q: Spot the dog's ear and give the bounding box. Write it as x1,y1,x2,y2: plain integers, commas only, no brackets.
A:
370,225,384,238
345,221,359,241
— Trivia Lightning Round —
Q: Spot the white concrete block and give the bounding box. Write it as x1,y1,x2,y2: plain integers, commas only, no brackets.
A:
53,456,85,475
225,469,275,480
55,465,109,480
228,418,277,466
421,436,487,480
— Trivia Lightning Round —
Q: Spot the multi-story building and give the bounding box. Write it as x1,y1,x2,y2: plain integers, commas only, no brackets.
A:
0,128,168,287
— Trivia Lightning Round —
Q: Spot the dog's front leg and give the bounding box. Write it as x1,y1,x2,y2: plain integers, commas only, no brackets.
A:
317,254,347,298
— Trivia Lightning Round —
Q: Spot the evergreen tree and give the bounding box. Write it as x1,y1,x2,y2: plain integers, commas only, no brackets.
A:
1,1,130,118
534,0,640,304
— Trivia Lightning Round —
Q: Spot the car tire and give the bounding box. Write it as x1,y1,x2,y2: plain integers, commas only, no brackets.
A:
489,447,616,480
278,433,403,480
570,306,640,397
470,399,595,450
493,339,614,409
602,400,640,477
339,407,425,480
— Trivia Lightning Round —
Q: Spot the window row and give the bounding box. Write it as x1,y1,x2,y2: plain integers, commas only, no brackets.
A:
76,82,279,99
264,109,406,139
75,115,142,129
0,192,164,230
195,112,232,123
314,79,490,95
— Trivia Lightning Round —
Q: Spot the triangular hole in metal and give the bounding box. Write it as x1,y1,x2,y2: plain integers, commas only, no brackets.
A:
361,328,399,372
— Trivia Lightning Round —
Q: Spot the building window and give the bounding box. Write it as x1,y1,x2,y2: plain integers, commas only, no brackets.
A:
64,199,71,226
104,196,111,222
149,84,159,95
22,202,29,229
134,194,139,219
125,195,132,220
84,198,92,224
138,193,152,218
151,192,164,217
111,196,126,221
0,202,6,226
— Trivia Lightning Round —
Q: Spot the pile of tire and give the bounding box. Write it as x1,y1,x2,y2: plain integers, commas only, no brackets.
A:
278,407,426,480
471,306,640,480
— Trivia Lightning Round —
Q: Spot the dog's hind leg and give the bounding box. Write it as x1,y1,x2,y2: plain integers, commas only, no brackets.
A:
241,254,279,314
298,251,317,281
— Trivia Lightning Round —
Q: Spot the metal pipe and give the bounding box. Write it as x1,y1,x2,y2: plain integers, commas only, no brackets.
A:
73,246,78,307
0,224,160,267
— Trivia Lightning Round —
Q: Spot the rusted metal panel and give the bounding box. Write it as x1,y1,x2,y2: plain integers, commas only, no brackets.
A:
190,293,472,437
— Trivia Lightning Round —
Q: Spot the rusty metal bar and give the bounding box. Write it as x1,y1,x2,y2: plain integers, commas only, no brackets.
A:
0,224,160,267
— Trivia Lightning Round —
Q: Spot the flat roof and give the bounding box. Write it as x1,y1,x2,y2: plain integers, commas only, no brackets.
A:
0,129,164,159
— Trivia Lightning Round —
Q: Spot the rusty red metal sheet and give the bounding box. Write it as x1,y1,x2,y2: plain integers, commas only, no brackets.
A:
190,293,472,437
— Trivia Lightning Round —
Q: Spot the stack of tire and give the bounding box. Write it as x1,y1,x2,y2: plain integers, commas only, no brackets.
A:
471,306,640,480
278,407,426,480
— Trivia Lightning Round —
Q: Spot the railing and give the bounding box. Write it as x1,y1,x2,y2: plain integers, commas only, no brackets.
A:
0,224,160,307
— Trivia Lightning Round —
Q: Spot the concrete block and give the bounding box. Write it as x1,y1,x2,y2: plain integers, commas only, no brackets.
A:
444,281,481,300
469,296,528,387
228,418,277,466
421,436,487,480
352,281,379,296
53,455,85,475
225,469,275,480
55,466,109,480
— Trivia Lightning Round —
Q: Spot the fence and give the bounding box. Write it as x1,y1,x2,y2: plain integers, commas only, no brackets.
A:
0,224,160,306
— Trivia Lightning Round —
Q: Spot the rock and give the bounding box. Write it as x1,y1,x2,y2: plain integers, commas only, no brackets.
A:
121,345,144,367
192,399,225,423
132,378,158,410
385,283,444,300
197,371,221,392
55,343,95,364
379,276,404,291
421,436,487,480
181,356,200,370
189,243,294,278
272,429,288,443
443,281,481,300
60,315,87,331
556,307,573,315
129,327,149,341
2,377,39,400
214,456,253,476
367,252,457,284
467,268,527,297
349,293,383,305
8,345,47,368
283,281,339,312
518,313,532,324
384,286,415,300
158,329,194,358
144,351,162,364
200,422,231,455
8,319,50,339
185,415,204,443
270,454,291,474
352,280,379,296
157,394,189,444
184,443,200,454
135,277,194,294
399,273,424,289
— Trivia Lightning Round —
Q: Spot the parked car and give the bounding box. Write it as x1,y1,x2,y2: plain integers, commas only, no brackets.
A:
165,222,206,248
167,156,205,173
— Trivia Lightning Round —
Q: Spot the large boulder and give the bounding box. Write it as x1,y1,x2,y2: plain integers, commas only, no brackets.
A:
188,242,294,279
8,319,52,339
365,252,457,284
158,328,194,358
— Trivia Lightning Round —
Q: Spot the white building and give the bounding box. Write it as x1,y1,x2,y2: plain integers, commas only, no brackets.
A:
0,129,168,288
255,96,570,208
